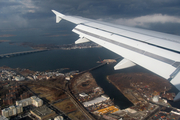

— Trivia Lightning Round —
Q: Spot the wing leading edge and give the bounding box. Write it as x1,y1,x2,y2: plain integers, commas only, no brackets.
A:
52,10,180,101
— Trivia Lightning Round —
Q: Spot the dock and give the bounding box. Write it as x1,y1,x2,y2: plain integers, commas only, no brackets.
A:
0,49,48,59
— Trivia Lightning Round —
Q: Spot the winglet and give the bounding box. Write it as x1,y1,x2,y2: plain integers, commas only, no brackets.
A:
51,10,65,23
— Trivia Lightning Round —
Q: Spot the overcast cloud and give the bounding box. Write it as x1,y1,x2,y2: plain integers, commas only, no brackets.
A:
113,14,180,28
0,0,180,35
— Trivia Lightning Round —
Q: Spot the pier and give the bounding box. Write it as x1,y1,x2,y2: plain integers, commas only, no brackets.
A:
0,49,48,59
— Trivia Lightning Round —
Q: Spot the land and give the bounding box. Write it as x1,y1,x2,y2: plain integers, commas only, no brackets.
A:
107,73,172,104
0,66,113,120
107,73,180,120
71,72,99,93
0,34,16,37
0,40,10,43
12,42,102,50
1,65,180,120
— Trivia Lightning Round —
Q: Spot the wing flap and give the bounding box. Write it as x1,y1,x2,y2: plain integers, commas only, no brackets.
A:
114,58,136,70
72,25,177,79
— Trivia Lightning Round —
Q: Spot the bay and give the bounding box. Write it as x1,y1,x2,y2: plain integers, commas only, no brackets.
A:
0,44,134,108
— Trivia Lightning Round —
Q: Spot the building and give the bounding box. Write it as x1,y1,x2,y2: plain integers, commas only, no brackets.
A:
3,98,13,105
31,96,43,107
14,76,25,81
2,96,42,118
152,95,159,102
16,105,23,114
54,116,64,120
79,93,88,97
30,105,56,120
27,76,34,80
1,105,23,118
83,95,110,107
16,96,43,107
65,76,70,80
20,91,32,99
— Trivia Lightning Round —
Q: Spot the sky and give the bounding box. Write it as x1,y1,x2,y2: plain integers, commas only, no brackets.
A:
1,0,180,40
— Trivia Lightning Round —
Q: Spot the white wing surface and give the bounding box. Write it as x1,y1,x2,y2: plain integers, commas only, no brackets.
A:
52,10,180,101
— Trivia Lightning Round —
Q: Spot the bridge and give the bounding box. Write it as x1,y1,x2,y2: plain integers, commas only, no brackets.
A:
0,49,48,58
79,57,121,74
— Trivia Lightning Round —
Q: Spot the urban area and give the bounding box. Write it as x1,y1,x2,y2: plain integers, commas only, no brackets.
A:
12,42,102,50
0,63,180,120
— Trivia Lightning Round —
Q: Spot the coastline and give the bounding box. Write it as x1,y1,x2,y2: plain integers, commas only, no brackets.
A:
106,75,135,104
106,73,173,105
0,40,10,43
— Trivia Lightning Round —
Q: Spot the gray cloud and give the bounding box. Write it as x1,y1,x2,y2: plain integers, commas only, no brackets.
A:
0,0,180,36
113,14,180,28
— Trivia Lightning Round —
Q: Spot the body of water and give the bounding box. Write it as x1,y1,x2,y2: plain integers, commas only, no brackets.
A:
0,40,135,108
1,24,179,109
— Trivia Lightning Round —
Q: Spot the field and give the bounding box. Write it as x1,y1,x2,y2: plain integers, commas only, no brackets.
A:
72,72,99,93
68,111,87,120
54,98,77,113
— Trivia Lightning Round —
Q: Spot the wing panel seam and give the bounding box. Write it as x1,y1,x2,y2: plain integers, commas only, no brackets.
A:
80,24,180,53
74,28,178,67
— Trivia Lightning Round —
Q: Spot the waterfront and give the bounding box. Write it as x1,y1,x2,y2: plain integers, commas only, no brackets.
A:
1,34,180,110
0,40,134,108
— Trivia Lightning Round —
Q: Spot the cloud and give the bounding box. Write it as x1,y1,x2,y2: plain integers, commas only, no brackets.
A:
1,0,180,32
0,0,38,29
113,14,180,28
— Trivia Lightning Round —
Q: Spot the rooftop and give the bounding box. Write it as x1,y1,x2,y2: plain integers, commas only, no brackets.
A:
83,95,109,107
30,105,56,117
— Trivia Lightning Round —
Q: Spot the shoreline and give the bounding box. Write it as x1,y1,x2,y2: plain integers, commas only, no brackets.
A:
0,40,10,43
106,73,174,105
106,75,135,104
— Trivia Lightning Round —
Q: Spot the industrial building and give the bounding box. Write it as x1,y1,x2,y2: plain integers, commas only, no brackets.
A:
1,105,23,118
30,105,56,120
79,93,88,97
94,106,119,115
16,96,43,107
83,95,109,107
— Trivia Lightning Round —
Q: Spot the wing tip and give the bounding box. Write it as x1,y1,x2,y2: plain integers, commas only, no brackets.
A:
51,10,65,17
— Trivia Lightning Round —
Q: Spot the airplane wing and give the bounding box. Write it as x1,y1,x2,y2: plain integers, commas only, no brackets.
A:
52,10,180,101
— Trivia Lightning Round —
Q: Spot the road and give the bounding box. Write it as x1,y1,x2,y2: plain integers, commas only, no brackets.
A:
65,82,96,120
